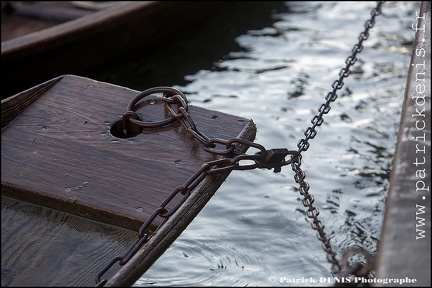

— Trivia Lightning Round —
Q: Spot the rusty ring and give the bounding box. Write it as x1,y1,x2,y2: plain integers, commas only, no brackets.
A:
126,86,187,128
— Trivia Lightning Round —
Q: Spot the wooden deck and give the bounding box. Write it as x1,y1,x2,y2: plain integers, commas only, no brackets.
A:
374,1,431,286
1,75,256,286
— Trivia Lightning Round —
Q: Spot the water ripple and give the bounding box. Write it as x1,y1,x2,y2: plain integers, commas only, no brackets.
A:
88,1,419,286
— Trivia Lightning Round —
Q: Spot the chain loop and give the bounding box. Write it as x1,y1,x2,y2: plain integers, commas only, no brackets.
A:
123,86,187,129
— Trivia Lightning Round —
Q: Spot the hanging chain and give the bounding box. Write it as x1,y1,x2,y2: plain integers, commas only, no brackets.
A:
290,0,384,278
95,1,384,286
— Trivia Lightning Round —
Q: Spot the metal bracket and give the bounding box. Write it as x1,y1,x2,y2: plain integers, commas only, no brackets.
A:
265,148,290,173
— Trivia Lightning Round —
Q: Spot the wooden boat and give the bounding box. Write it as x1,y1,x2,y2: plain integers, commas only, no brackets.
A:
1,74,257,286
1,1,230,99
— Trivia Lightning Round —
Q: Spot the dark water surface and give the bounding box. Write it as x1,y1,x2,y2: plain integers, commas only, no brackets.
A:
84,1,419,286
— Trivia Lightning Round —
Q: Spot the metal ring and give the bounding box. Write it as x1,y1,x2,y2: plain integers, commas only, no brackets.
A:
126,87,187,128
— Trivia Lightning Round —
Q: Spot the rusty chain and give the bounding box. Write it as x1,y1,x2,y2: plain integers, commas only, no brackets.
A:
290,1,384,278
95,87,300,286
95,1,384,286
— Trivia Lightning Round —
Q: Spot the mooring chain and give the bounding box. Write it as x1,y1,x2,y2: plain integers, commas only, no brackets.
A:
297,1,384,154
290,0,384,279
95,88,300,286
95,1,384,286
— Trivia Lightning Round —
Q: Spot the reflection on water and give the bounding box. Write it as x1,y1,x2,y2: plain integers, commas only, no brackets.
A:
85,1,418,286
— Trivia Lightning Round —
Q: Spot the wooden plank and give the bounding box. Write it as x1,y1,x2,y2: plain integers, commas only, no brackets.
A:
1,74,256,286
1,195,137,287
2,2,156,57
1,1,231,98
1,1,94,38
1,76,63,129
1,74,256,231
374,1,431,286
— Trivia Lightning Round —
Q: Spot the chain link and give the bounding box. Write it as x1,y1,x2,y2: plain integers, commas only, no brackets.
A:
297,1,384,154
291,1,384,276
95,87,299,286
95,2,384,285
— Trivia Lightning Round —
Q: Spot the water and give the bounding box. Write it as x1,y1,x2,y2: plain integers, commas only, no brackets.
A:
84,1,418,286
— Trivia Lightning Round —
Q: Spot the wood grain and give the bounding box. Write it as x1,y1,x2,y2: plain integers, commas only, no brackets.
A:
1,1,231,98
1,196,137,287
1,75,256,231
1,74,256,286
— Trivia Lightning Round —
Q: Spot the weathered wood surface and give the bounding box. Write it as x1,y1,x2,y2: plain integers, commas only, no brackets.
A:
1,1,93,43
1,74,256,231
1,1,231,98
1,196,137,287
1,74,256,286
374,1,431,286
1,76,63,130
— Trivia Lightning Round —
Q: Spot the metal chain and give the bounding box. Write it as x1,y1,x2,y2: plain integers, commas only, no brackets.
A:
290,0,384,277
95,1,384,285
297,1,384,153
95,88,300,286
